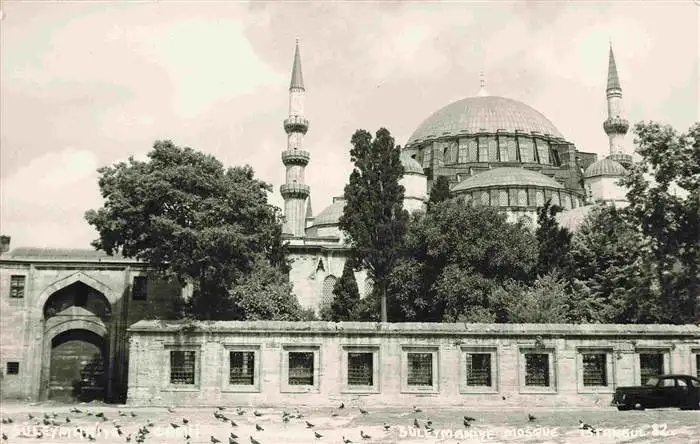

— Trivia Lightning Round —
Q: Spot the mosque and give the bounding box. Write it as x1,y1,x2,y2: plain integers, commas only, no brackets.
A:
0,41,635,403
282,40,632,310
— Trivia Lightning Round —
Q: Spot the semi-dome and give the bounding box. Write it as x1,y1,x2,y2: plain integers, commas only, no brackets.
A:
406,96,564,147
584,157,627,178
400,152,424,175
451,167,564,193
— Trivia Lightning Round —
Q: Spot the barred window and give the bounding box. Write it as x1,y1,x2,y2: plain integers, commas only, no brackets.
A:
170,351,195,385
9,275,25,298
288,352,314,385
487,137,498,162
498,190,508,206
6,362,19,375
132,276,148,301
229,351,255,385
364,278,374,298
466,354,491,386
321,275,337,309
640,353,664,384
535,190,545,207
458,139,469,163
518,189,528,206
407,353,433,386
480,191,489,205
347,352,373,386
525,353,550,387
519,138,534,163
519,215,533,229
478,137,488,162
582,353,607,386
551,193,560,207
468,139,478,162
536,139,550,164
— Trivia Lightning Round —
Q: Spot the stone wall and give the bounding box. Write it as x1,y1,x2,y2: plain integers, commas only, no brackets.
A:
126,321,700,408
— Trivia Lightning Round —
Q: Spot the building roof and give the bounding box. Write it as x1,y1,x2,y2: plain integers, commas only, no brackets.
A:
1,247,137,262
399,152,424,175
290,39,304,90
308,197,345,227
607,44,621,92
451,167,564,193
406,96,564,146
584,157,627,178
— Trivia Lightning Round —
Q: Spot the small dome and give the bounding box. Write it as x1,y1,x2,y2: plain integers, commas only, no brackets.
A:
309,197,345,227
555,205,594,231
451,167,564,193
400,153,424,175
406,96,564,147
584,157,627,178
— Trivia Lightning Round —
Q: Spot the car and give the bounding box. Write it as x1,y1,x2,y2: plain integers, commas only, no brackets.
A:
611,374,700,410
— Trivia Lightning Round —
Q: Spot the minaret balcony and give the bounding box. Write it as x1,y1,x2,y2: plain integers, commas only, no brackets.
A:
280,183,310,199
284,116,309,135
603,117,629,135
281,150,310,166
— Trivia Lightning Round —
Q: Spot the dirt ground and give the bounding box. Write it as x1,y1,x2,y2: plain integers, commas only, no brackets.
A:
0,403,698,444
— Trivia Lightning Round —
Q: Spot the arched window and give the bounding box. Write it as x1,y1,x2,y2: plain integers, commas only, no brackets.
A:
535,190,545,207
321,275,338,309
551,192,561,207
364,277,374,298
518,189,528,206
480,191,489,205
498,190,508,206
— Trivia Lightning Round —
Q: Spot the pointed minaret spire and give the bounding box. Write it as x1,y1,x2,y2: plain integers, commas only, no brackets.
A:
281,40,311,237
477,71,489,97
290,38,305,91
603,42,631,167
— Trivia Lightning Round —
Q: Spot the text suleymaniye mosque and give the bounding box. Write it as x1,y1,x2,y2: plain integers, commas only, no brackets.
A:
0,39,698,412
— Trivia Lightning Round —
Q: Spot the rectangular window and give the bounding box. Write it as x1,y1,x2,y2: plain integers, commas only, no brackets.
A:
407,353,433,386
519,137,534,163
132,276,148,301
478,137,488,162
525,353,550,387
288,352,314,386
6,362,19,375
170,351,196,385
467,139,478,162
640,353,664,384
347,352,373,386
582,353,607,386
536,139,550,164
458,138,469,163
487,137,498,162
9,275,25,298
466,353,492,386
229,351,255,385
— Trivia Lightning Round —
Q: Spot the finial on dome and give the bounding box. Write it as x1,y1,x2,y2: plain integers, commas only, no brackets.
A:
477,71,489,97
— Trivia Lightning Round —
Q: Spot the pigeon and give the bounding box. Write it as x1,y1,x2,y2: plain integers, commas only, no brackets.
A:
28,414,34,420
528,413,536,422
2,433,7,441
229,438,238,444
130,412,137,418
255,424,264,432
464,416,476,422
342,437,352,444
171,423,180,429
88,435,96,442
236,408,245,416
426,419,432,427
579,420,597,433
253,410,262,417
183,418,189,424
463,419,471,427
306,421,315,428
501,396,507,400
313,431,323,439
168,407,175,413
211,437,221,443
117,429,123,436
250,437,262,444
96,413,104,418
339,402,345,409
413,406,422,413
413,418,420,428
214,412,222,420
185,434,191,440
1,419,6,425
5,419,12,424
230,420,238,427
66,417,71,423
358,408,368,415
230,432,239,439
360,430,371,440
282,416,289,423
331,412,338,417
383,423,390,431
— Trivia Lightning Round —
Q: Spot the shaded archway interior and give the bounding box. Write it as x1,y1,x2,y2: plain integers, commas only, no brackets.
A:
49,329,108,402
44,281,112,320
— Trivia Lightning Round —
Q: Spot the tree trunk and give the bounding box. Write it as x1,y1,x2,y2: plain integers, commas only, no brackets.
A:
381,284,387,322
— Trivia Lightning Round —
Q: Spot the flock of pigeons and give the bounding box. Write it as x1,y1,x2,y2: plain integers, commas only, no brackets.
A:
0,403,603,443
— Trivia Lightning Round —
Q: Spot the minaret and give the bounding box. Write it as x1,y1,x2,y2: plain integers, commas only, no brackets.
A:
281,39,311,237
603,43,631,168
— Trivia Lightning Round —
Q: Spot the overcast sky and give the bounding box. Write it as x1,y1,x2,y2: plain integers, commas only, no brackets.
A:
1,1,698,249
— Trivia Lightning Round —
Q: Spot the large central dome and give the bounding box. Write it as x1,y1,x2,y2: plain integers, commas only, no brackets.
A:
406,96,564,147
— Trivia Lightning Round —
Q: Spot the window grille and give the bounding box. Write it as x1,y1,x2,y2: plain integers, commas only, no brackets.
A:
364,278,374,298
535,190,545,207
132,276,148,301
551,193,560,207
229,351,255,385
518,189,528,206
480,191,489,206
347,352,373,386
478,138,488,162
321,276,337,309
582,353,607,386
6,362,19,375
170,351,195,385
407,353,433,386
466,354,491,386
640,353,664,384
536,140,550,164
519,138,534,163
458,139,468,163
525,353,550,386
288,352,314,385
519,216,533,228
9,276,25,298
498,190,508,206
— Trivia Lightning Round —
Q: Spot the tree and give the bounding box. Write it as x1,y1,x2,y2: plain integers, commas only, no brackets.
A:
339,128,409,322
320,260,361,322
620,122,700,323
85,140,293,320
535,199,572,277
491,273,571,323
428,176,451,210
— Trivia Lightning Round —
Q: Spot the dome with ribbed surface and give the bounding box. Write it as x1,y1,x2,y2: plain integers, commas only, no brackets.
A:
400,152,424,175
310,197,345,227
451,167,563,193
584,157,626,178
406,96,564,147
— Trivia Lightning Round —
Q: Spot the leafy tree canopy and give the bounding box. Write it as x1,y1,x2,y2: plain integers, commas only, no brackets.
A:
428,176,452,210
320,260,361,322
535,200,572,277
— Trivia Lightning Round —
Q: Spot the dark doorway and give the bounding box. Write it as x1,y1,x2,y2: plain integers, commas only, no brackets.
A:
49,329,107,402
